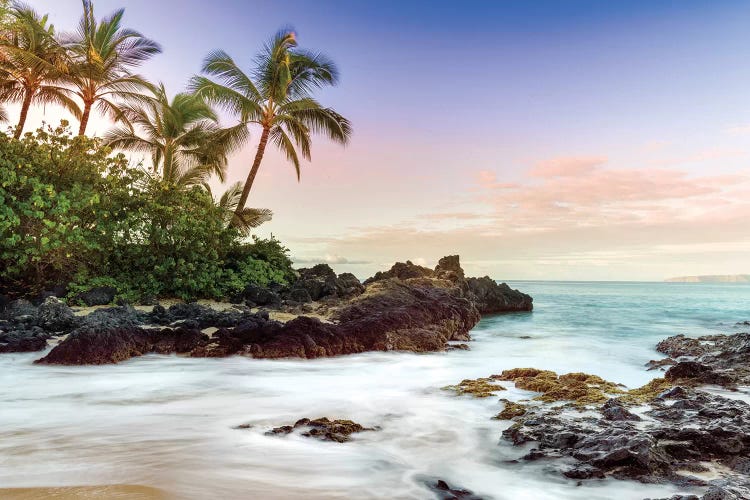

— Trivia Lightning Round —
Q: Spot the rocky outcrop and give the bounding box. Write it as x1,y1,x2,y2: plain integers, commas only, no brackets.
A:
501,387,750,497
465,278,533,314
363,255,532,314
0,327,50,353
193,279,480,359
449,333,750,499
1,298,37,323
286,264,365,303
0,298,78,352
654,333,750,386
74,286,117,306
35,326,207,365
146,302,262,328
22,254,532,364
364,260,434,284
264,417,377,443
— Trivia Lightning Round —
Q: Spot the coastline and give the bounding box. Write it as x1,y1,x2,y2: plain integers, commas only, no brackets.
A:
1,280,749,499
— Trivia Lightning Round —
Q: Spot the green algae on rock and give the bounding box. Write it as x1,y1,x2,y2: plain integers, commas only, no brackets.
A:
493,399,528,420
492,368,626,406
443,377,507,397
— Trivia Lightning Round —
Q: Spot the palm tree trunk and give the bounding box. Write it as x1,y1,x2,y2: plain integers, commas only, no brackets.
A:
14,90,33,139
78,101,92,136
234,126,270,218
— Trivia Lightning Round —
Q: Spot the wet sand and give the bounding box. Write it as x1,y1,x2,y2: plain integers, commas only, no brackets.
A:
0,485,168,499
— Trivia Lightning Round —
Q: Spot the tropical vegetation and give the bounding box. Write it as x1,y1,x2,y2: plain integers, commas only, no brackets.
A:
0,1,351,302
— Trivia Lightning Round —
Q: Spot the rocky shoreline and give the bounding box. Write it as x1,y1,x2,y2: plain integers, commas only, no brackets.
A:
445,331,750,500
0,255,532,364
4,258,747,499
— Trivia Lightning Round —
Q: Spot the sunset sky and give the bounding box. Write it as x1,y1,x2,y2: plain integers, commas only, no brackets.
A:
20,0,750,280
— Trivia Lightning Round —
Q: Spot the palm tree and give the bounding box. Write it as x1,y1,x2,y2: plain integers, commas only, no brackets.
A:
64,0,161,136
0,4,80,138
103,83,246,187
189,29,352,219
212,182,273,235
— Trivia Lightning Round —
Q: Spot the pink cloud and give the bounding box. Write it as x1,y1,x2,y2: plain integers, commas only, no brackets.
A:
529,156,607,178
307,156,750,280
475,170,518,190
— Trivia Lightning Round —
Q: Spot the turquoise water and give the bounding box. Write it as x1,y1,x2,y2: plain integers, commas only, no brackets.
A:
0,281,748,499
477,281,750,386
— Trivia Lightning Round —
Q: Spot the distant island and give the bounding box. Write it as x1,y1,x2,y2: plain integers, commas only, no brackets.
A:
665,274,750,283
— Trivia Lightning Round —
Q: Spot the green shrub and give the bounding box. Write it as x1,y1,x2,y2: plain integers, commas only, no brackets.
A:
0,122,136,295
0,123,295,302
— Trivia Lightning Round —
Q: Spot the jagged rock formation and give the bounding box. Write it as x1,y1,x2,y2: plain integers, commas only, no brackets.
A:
365,255,533,314
192,278,480,359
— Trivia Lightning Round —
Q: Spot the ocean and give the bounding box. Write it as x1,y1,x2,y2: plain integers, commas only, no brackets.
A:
1,281,748,499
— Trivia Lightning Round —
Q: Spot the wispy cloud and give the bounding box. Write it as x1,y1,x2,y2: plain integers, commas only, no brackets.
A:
529,156,607,178
293,255,372,265
309,155,750,280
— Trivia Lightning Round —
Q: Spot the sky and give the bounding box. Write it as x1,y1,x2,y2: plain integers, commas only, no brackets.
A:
17,0,750,280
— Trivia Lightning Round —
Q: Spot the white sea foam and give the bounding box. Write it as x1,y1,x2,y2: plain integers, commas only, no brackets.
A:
3,281,747,499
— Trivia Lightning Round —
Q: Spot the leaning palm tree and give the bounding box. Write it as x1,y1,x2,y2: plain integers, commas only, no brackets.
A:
212,182,273,235
0,4,80,138
189,29,352,218
64,0,161,136
103,83,246,187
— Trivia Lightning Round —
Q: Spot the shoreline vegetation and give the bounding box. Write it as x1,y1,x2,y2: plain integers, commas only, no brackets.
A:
0,0,350,305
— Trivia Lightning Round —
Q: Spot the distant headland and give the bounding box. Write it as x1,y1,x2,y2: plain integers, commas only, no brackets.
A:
665,274,750,283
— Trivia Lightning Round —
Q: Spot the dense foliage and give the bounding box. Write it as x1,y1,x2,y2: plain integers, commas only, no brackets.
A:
0,1,351,304
0,123,295,302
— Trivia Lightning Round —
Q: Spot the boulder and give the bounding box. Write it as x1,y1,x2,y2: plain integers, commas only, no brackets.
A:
1,299,37,323
335,272,365,298
287,288,313,304
494,346,750,496
264,417,377,443
32,285,68,305
242,284,281,306
419,477,485,500
37,297,78,332
35,325,208,365
83,305,144,329
293,264,338,300
35,326,152,364
0,327,50,353
75,286,117,306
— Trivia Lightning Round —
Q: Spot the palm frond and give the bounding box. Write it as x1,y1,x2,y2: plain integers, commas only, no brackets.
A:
199,50,261,99
232,207,273,233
